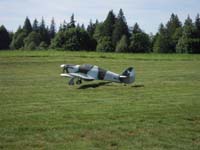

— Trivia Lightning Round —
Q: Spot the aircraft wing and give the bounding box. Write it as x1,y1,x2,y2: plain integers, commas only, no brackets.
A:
60,73,95,80
69,73,95,80
60,73,73,78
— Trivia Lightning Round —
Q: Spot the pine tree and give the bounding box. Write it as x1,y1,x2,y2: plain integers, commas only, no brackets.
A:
68,14,76,28
165,14,182,52
195,13,200,37
102,10,116,37
23,17,32,34
0,25,10,50
81,24,85,30
129,24,150,53
112,9,130,48
176,16,195,53
39,17,50,45
183,16,195,38
132,23,142,34
86,20,97,50
93,23,104,42
32,19,39,32
166,13,182,36
40,17,46,32
49,18,56,39
87,20,96,37
153,24,171,53
192,14,200,53
63,20,68,31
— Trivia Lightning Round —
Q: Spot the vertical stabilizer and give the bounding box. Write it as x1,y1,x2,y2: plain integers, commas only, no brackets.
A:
120,67,135,84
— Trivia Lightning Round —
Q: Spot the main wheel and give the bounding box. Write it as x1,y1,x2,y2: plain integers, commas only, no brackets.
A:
76,79,82,85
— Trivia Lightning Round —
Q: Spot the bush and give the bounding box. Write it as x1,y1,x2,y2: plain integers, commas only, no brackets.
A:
26,41,37,50
116,35,129,52
130,32,150,53
38,41,48,50
96,36,114,52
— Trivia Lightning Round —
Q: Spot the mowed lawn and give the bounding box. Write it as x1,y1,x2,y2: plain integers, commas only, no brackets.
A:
0,51,200,150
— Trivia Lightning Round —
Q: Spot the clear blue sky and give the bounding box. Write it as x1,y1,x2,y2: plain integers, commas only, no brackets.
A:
0,0,199,34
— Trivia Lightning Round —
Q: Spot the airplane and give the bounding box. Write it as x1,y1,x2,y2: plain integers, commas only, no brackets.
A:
60,64,135,85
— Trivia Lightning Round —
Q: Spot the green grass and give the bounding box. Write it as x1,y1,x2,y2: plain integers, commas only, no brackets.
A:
0,50,200,150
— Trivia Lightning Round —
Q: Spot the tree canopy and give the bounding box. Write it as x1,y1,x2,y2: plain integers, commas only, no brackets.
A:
0,10,200,53
0,25,10,50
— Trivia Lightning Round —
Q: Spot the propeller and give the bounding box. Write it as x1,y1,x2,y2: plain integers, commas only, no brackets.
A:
60,64,66,73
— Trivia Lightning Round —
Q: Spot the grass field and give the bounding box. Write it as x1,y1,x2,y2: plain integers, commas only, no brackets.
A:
0,50,200,150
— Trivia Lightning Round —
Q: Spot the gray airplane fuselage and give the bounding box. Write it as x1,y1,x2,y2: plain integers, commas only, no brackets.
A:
62,64,135,84
66,64,120,82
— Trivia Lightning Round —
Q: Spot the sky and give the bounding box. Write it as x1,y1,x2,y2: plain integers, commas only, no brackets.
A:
0,0,199,34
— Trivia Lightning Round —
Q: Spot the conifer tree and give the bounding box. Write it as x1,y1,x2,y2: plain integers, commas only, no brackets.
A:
112,9,130,48
40,17,46,31
39,17,50,45
176,16,195,53
87,20,96,37
81,24,85,30
49,18,56,39
132,23,142,34
68,14,76,28
86,20,97,50
129,23,150,53
153,24,171,53
23,17,32,34
32,19,39,32
62,20,68,31
165,13,182,52
93,23,104,42
0,25,10,50
195,14,200,39
102,10,116,37
166,13,182,36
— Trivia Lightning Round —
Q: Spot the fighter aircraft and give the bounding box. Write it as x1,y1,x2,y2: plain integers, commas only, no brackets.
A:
60,64,135,85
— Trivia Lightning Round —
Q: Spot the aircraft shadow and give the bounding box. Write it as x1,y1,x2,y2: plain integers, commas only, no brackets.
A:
131,84,144,88
78,82,112,89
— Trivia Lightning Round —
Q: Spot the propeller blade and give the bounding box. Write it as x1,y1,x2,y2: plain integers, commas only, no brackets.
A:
60,64,65,68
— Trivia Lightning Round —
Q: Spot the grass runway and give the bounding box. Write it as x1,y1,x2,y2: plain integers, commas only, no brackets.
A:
0,51,200,149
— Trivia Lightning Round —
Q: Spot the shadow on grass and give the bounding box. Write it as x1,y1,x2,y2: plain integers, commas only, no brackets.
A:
78,82,144,89
78,82,112,89
131,84,144,88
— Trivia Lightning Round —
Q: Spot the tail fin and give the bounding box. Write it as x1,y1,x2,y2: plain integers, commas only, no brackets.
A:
119,67,135,84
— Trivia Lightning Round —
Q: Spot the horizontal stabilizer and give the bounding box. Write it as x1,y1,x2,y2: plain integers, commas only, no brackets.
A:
119,75,127,78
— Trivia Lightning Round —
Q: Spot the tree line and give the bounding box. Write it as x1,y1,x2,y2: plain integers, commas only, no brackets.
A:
0,9,200,53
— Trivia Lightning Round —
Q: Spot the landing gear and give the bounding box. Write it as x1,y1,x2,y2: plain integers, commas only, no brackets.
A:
68,78,82,85
76,79,82,85
69,78,75,85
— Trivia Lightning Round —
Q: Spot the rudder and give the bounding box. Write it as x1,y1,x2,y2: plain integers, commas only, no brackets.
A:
120,67,135,84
